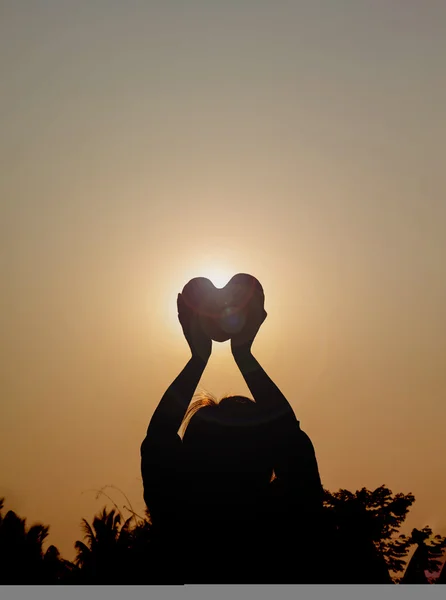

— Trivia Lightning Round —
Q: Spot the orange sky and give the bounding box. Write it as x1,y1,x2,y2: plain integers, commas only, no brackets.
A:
1,1,446,561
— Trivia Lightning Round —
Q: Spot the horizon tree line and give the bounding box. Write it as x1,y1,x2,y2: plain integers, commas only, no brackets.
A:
0,485,445,585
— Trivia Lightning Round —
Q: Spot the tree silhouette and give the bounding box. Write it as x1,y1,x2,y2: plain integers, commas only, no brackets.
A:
1,487,444,584
401,527,446,584
0,497,72,584
73,504,155,584
323,486,415,582
42,544,78,583
74,507,132,583
438,555,446,584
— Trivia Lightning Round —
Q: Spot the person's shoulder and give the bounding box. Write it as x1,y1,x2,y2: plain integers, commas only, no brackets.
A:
274,415,315,447
141,431,182,461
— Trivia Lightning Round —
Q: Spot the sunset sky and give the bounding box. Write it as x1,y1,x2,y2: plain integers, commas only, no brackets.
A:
1,1,445,561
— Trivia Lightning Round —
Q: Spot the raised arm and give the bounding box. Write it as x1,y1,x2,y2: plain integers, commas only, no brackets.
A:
232,348,296,424
230,293,295,422
231,295,323,505
145,293,212,440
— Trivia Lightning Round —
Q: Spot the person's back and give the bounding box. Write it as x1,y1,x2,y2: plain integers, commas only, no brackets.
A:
142,397,324,582
179,396,289,583
141,278,324,583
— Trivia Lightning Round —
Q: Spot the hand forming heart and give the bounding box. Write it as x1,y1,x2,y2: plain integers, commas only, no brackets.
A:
180,273,265,343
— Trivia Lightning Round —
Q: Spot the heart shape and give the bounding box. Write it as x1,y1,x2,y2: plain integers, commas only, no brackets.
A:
181,273,264,342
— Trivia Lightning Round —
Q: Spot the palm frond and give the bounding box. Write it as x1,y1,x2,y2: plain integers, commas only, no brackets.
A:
80,518,97,548
26,523,50,550
74,541,91,567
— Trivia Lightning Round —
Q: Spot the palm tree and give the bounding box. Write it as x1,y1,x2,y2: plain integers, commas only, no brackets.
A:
74,507,135,583
0,503,28,583
0,497,68,584
42,544,78,583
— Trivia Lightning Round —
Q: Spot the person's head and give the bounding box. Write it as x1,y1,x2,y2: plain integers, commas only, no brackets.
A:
180,393,273,495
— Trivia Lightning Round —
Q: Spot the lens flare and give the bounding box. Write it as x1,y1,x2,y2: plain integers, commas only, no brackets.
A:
219,307,246,334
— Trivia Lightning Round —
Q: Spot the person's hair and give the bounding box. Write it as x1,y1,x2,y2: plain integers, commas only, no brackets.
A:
180,391,255,437
179,391,219,437
180,392,273,489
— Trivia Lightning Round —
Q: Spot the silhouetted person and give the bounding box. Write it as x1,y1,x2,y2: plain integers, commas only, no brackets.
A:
141,280,324,583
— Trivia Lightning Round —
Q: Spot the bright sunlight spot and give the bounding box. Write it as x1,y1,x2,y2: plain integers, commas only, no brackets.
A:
199,267,233,289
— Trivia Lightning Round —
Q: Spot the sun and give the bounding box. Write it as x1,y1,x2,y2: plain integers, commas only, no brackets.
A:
199,267,233,289
175,262,234,290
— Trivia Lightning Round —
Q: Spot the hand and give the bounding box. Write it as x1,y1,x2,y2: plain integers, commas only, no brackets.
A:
177,293,212,362
230,291,267,356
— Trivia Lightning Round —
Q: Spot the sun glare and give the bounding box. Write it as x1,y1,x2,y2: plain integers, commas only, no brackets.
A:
200,267,232,289
177,263,234,290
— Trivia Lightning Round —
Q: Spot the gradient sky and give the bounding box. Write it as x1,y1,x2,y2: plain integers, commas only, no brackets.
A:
1,1,445,561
